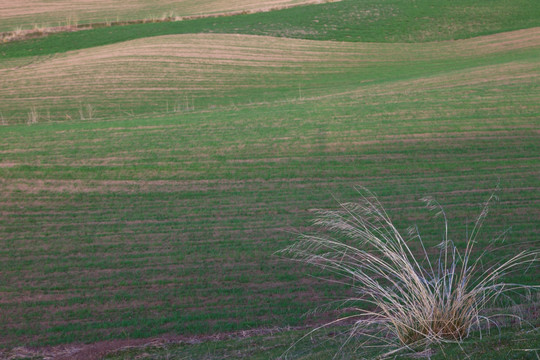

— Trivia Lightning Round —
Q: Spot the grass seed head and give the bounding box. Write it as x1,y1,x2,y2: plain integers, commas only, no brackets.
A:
280,186,539,358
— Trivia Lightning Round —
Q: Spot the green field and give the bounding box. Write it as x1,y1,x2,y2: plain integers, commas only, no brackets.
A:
0,0,539,359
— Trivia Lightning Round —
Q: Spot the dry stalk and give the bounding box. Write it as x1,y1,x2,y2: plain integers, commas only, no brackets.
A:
280,186,539,358
27,107,39,124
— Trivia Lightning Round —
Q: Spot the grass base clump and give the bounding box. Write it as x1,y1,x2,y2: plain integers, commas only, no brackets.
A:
280,186,539,358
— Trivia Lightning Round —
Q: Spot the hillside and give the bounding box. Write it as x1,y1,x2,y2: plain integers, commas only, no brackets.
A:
0,1,538,359
1,29,538,124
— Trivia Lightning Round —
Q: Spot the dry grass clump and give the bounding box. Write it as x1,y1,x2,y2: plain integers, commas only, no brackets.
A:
280,186,539,358
26,106,39,124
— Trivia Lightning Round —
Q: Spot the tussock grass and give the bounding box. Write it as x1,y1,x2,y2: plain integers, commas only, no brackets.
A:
281,186,539,358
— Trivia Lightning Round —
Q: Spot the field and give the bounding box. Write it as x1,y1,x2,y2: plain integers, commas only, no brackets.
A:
0,0,539,359
0,0,332,32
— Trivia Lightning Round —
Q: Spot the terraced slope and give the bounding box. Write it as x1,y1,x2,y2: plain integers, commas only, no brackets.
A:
0,28,538,349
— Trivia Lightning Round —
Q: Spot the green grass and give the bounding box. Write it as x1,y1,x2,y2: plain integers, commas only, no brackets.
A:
5,324,538,359
1,50,538,347
100,324,539,359
2,0,540,59
0,0,539,357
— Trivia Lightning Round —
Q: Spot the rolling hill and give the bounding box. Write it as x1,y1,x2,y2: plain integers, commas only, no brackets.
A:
0,1,538,358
